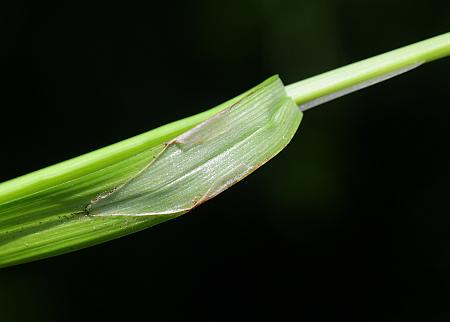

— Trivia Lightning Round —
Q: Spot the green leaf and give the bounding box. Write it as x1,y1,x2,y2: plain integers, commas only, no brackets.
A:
0,75,301,268
1,32,449,268
90,78,301,217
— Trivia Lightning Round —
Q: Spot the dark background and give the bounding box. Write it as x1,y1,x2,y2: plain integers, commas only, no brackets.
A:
0,0,449,321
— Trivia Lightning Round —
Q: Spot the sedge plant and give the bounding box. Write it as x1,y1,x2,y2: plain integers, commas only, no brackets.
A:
0,32,449,268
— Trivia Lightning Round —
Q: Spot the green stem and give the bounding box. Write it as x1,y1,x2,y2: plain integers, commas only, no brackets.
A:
285,32,450,110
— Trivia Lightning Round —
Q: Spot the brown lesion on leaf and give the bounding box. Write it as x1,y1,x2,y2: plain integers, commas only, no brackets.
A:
165,90,257,150
189,192,213,211
187,162,258,213
82,186,120,215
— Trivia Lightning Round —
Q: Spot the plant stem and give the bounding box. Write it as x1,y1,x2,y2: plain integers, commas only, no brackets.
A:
285,32,450,110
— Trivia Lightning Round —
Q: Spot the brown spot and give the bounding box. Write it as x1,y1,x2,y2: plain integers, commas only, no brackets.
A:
189,192,214,211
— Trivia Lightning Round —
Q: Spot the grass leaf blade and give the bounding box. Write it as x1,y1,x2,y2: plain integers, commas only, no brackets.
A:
0,76,301,268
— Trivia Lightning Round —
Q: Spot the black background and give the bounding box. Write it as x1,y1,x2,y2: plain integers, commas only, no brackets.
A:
0,1,449,321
